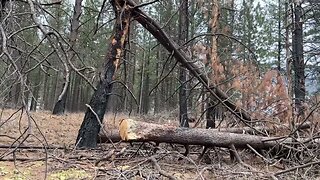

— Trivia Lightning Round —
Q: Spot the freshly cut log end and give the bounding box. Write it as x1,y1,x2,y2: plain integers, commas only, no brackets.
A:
120,119,140,141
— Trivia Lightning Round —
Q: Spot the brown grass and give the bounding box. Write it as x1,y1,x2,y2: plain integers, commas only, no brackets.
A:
0,109,319,180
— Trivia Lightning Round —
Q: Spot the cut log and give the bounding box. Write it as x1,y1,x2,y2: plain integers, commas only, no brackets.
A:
98,121,312,143
109,119,318,149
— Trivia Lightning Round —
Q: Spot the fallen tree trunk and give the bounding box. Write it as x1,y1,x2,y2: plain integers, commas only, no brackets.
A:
100,119,318,149
98,121,312,143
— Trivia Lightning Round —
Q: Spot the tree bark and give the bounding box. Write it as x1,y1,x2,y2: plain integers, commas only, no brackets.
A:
292,1,305,118
75,0,132,148
114,119,316,149
178,0,189,127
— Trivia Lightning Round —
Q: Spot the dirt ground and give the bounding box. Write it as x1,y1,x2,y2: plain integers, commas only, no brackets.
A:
0,109,319,180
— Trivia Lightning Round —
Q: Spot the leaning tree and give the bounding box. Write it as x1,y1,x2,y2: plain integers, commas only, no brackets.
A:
76,0,253,148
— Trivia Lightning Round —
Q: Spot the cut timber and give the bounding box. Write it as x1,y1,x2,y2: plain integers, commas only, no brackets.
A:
98,121,312,143
115,119,318,149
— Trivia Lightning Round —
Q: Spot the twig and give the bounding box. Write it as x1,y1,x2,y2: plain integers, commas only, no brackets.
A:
149,156,176,180
95,147,126,166
274,160,320,176
229,144,254,170
246,144,272,164
95,149,115,166
0,157,46,162
39,1,62,6
0,144,67,150
133,0,160,9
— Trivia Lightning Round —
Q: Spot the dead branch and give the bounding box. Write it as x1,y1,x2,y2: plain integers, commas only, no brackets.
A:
95,147,126,166
274,160,320,177
149,156,176,180
229,144,259,172
0,157,46,162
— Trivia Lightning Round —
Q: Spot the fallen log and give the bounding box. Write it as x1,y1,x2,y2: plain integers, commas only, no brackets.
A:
104,119,318,150
118,119,272,149
98,121,312,144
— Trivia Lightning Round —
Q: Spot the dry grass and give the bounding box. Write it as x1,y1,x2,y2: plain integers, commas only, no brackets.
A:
0,109,319,180
0,109,137,146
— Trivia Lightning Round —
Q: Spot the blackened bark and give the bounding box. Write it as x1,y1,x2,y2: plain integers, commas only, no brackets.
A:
178,0,189,128
75,0,131,148
292,2,305,117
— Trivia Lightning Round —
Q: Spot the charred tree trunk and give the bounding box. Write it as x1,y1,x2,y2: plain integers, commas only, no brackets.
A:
75,0,131,148
52,0,82,115
292,1,305,118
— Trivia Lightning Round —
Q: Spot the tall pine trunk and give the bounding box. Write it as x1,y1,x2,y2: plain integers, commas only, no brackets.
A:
178,0,189,127
292,1,305,118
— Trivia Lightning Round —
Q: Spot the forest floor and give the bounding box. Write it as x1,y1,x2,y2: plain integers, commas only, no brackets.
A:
0,109,319,180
